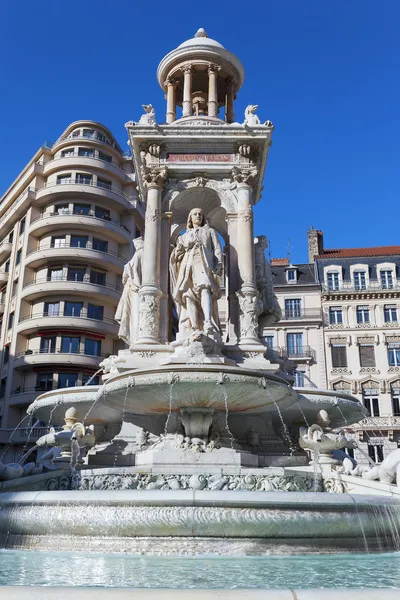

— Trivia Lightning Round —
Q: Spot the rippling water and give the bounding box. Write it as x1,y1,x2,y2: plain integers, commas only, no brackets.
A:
1,550,400,588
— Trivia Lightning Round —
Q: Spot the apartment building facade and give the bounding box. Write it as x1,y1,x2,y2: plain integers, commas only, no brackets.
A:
0,121,144,461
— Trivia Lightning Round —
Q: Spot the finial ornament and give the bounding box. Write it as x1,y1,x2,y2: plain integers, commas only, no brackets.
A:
195,28,208,38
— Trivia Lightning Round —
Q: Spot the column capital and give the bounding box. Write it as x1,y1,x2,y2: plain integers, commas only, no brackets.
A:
182,64,194,75
141,166,168,190
231,167,258,188
208,63,221,75
164,77,179,88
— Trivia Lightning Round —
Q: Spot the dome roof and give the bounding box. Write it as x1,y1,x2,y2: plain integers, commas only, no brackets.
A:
178,28,224,49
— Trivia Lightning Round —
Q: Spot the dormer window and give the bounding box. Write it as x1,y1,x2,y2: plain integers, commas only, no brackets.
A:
354,271,366,290
286,268,297,283
327,272,339,291
380,270,393,290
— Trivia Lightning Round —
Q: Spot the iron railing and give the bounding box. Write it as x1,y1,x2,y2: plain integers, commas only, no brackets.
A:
280,346,317,360
22,276,123,293
30,210,131,233
15,349,109,360
26,242,128,262
322,280,400,293
282,309,323,320
18,311,117,325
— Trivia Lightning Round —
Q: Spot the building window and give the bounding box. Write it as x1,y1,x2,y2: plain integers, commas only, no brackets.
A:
78,147,94,158
327,272,339,291
384,305,397,323
363,389,380,416
64,301,83,317
58,373,78,388
359,344,375,368
90,270,106,286
16,249,21,265
51,236,66,248
73,203,91,215
84,338,101,356
287,333,303,355
47,267,63,281
356,306,370,324
87,304,104,320
388,345,400,367
19,218,25,235
331,344,347,368
0,378,6,399
61,336,80,353
368,444,384,463
284,298,301,318
294,371,305,387
92,238,108,253
4,260,10,273
7,312,14,329
98,151,112,163
95,206,110,220
82,373,100,385
56,174,72,185
264,335,274,349
44,302,60,316
286,269,297,283
96,132,107,143
354,271,366,290
71,130,80,138
36,373,54,392
75,173,92,185
392,393,400,416
380,270,393,290
8,231,14,243
40,336,56,354
55,204,69,215
82,129,95,138
67,267,86,282
97,177,112,190
329,306,343,325
70,235,88,248
61,149,75,158
3,345,9,364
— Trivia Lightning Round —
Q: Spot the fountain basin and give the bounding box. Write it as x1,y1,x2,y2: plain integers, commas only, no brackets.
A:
0,490,399,554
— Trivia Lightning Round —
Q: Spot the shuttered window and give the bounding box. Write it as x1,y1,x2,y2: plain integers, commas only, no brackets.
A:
359,344,375,368
331,345,347,368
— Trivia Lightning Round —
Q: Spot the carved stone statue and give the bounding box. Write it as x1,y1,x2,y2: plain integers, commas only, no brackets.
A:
138,104,156,126
115,237,144,346
254,235,282,325
244,105,261,126
362,448,400,487
170,208,223,340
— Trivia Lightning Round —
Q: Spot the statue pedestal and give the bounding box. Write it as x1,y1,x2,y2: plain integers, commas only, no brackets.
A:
135,446,259,470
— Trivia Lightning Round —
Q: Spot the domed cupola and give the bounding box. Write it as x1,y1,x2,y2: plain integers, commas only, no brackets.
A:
157,28,244,124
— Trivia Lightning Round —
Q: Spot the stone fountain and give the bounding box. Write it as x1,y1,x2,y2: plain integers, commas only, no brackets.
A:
1,29,400,556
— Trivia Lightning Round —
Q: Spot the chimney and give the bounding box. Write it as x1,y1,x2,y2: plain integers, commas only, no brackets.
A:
308,227,324,263
270,257,289,266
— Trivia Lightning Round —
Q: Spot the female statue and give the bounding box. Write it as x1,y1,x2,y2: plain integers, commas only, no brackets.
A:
115,237,144,346
170,208,223,338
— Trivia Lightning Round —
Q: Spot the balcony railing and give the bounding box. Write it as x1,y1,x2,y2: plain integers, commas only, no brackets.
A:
40,181,134,205
57,133,119,149
280,346,317,361
22,275,123,293
0,426,54,443
18,310,117,325
26,242,128,262
322,280,400,293
282,309,323,320
10,383,99,396
30,210,131,233
15,349,109,360
40,152,125,171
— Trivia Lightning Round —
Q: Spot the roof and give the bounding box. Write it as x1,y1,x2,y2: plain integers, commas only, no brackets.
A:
178,29,224,49
317,246,400,259
271,263,318,286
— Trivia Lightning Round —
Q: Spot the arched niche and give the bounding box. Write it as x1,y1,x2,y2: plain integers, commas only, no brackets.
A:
169,186,228,244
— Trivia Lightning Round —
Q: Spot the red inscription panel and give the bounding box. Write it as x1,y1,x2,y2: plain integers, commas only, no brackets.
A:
167,154,234,163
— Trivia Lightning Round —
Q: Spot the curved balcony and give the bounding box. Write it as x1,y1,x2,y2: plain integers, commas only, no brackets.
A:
8,389,40,407
0,270,8,285
13,349,107,370
35,181,136,212
29,211,132,243
24,243,127,272
21,277,122,303
43,155,129,183
17,311,118,337
52,133,122,154
0,241,12,261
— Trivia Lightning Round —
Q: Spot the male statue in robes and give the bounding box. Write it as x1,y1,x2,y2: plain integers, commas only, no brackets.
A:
170,208,223,339
115,237,144,346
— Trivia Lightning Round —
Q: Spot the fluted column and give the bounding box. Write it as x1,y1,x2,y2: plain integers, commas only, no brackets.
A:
226,213,240,344
159,212,172,343
232,168,260,344
226,77,235,123
182,65,194,117
137,167,167,344
165,78,177,124
208,64,220,117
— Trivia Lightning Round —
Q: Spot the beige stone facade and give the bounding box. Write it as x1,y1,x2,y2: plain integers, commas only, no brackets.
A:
0,121,143,461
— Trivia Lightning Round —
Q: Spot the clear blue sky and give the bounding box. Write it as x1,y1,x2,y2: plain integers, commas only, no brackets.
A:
1,1,399,263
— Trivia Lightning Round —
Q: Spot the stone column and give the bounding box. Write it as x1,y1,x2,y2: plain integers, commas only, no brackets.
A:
226,213,240,344
159,212,172,343
225,77,235,123
182,65,194,117
232,168,260,344
165,78,177,124
137,167,167,344
208,64,220,117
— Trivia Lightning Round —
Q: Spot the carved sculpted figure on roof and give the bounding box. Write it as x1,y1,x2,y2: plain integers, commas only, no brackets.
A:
170,208,223,340
244,105,261,126
138,104,156,126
